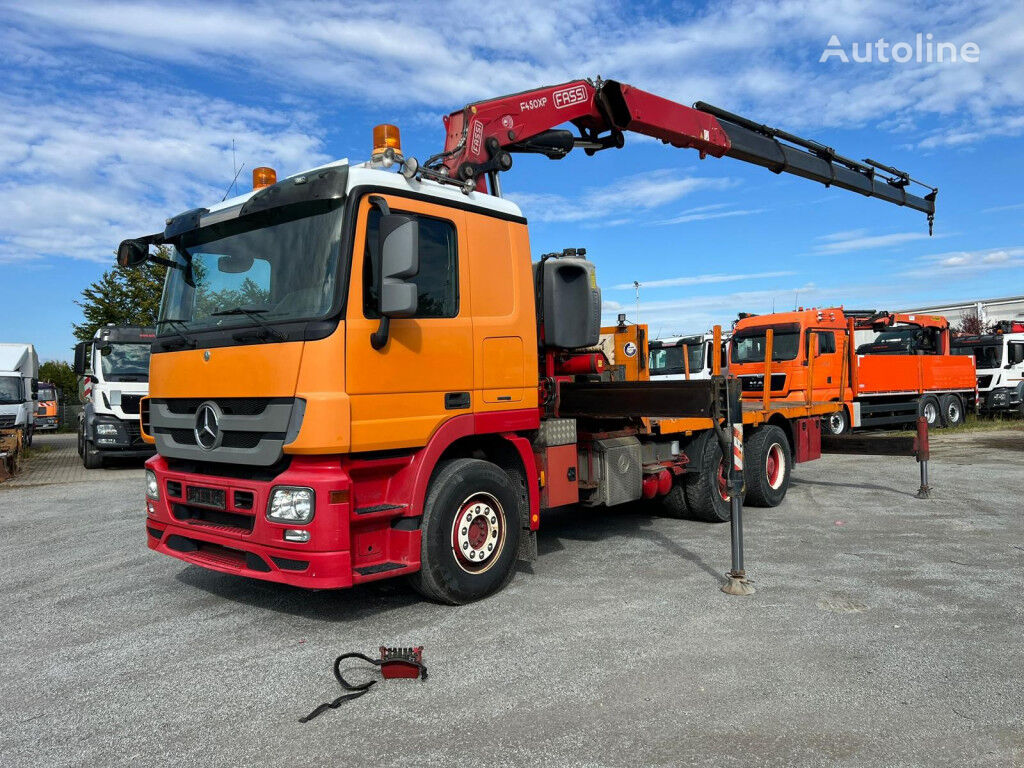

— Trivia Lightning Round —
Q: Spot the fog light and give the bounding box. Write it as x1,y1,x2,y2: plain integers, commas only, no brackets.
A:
146,469,159,500
96,423,118,435
284,529,311,543
267,486,315,523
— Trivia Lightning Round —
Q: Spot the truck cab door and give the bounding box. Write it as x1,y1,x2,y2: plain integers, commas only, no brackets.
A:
806,328,841,401
345,194,473,452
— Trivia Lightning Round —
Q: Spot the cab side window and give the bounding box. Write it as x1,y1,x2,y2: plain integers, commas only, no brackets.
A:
1009,343,1024,366
363,206,459,319
806,330,836,355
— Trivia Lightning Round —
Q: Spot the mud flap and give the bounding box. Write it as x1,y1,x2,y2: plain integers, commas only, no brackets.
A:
517,528,538,562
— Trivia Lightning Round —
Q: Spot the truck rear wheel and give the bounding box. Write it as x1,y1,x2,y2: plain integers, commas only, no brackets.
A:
660,481,690,518
940,394,964,427
410,458,521,605
918,395,941,429
683,433,735,523
744,425,792,507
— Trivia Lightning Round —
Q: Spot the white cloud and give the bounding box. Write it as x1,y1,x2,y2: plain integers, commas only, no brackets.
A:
512,171,732,223
813,230,933,254
0,83,328,263
653,203,765,226
612,270,796,290
902,246,1024,276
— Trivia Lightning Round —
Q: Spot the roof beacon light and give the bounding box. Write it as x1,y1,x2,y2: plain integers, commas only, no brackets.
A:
253,166,277,190
373,124,403,163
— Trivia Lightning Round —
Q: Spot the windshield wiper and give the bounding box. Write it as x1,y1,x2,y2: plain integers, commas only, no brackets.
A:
211,307,288,342
157,318,196,350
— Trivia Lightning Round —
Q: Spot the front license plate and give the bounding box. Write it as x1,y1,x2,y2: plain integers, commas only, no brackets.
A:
186,485,226,510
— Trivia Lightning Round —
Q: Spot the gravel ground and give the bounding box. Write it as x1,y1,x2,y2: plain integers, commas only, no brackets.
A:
0,430,1021,767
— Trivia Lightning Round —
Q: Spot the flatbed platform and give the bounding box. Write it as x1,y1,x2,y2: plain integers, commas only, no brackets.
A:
648,400,839,436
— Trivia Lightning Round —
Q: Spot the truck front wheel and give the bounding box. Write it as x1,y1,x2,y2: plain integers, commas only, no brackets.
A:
82,440,104,469
823,408,850,435
410,458,521,605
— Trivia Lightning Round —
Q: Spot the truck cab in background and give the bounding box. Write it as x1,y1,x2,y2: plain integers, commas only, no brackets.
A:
953,332,1024,416
34,382,60,432
74,325,156,468
0,343,39,447
649,333,727,381
729,308,976,434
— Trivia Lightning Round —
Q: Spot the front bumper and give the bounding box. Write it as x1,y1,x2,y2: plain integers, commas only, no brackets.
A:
979,387,1021,412
91,415,154,454
35,415,59,430
144,454,364,589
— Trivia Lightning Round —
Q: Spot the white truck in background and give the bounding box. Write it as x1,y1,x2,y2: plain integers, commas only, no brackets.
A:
74,325,156,468
0,343,39,447
648,333,728,381
953,330,1024,416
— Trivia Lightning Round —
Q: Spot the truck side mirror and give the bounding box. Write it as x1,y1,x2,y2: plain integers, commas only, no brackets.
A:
73,342,90,376
117,239,149,268
371,214,420,350
31,380,38,398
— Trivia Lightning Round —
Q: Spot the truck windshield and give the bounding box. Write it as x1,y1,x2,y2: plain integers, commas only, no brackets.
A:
159,200,346,335
649,337,705,375
731,326,800,363
100,343,151,381
953,343,1001,369
38,386,57,401
0,376,22,404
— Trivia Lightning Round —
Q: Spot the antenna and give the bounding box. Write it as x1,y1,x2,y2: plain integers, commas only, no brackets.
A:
222,139,246,202
634,280,641,327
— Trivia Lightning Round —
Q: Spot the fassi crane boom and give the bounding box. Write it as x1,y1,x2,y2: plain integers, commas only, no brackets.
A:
425,77,937,231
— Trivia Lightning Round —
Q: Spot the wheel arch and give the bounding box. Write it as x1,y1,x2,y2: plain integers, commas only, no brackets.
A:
408,410,540,534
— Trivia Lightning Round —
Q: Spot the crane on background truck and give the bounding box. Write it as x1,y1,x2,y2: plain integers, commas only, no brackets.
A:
117,77,939,604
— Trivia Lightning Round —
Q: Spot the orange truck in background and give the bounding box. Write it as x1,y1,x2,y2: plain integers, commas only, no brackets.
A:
729,308,976,434
34,381,60,432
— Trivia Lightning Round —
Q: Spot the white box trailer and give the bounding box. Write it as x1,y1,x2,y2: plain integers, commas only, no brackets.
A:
0,343,39,446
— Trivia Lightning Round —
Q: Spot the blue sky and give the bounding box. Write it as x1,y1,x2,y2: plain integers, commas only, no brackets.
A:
2,0,1023,362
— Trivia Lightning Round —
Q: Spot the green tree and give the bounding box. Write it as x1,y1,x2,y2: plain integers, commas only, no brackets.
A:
72,246,170,342
39,360,78,397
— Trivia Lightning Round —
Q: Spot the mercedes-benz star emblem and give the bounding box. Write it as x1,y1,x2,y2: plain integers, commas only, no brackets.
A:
194,401,223,450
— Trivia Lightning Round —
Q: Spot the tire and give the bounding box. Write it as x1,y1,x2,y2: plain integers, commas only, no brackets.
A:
77,423,85,457
660,481,690,518
83,441,104,469
744,425,792,508
24,426,33,448
823,408,850,436
409,459,521,604
940,394,964,427
682,432,736,523
918,395,941,429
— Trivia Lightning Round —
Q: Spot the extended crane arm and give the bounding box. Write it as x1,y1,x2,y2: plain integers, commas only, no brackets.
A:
431,78,937,229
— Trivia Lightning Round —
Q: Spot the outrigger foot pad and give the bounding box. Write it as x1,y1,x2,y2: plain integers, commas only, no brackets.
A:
721,571,756,596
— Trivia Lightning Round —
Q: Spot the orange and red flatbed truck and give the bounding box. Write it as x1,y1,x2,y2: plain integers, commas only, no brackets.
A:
117,78,937,603
729,308,975,435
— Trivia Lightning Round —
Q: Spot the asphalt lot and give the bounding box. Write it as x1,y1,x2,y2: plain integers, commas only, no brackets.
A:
1,429,1022,767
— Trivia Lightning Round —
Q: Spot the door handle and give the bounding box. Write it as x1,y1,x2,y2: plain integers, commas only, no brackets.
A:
445,392,470,410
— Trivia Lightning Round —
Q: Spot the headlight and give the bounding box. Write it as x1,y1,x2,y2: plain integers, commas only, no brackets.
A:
96,423,118,435
267,486,315,523
146,469,160,500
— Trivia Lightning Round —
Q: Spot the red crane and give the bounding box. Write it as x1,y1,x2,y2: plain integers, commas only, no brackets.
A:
419,77,937,231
